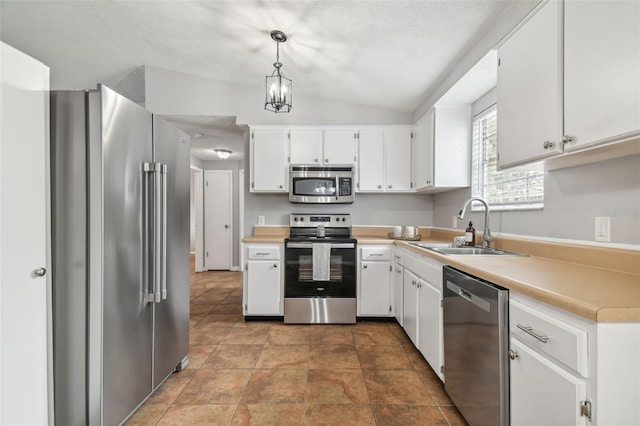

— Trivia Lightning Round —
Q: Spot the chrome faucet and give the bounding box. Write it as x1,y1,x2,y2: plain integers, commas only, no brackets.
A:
458,197,494,248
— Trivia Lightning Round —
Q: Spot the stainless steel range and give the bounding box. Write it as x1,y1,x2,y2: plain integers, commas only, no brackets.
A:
284,213,357,324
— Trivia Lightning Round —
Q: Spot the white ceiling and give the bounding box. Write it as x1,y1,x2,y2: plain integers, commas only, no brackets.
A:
0,0,513,161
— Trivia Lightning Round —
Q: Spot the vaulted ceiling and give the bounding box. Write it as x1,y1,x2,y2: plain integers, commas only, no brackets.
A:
0,0,525,161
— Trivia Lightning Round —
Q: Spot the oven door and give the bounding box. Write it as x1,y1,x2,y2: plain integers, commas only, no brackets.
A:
285,242,356,297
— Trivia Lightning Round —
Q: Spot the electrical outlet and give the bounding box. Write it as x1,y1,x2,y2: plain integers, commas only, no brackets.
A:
257,215,265,226
594,217,610,242
452,216,458,229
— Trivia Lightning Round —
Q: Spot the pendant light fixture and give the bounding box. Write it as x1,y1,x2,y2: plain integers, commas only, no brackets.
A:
265,30,292,113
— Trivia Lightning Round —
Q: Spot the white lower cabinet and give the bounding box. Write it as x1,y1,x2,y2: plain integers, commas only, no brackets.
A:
417,279,442,377
510,337,587,426
392,248,404,326
401,251,444,380
402,269,419,345
358,245,393,317
243,244,283,316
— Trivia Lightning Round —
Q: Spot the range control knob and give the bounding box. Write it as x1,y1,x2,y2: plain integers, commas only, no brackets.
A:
342,218,346,222
300,217,304,222
294,217,299,222
336,217,340,221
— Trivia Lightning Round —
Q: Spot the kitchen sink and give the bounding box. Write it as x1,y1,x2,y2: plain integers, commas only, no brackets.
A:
427,246,525,256
409,242,453,249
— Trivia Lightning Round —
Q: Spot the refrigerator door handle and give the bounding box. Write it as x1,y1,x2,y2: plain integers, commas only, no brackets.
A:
161,163,168,300
153,162,163,303
143,162,158,303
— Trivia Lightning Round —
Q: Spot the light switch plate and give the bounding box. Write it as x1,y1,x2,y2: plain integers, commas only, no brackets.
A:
594,217,610,242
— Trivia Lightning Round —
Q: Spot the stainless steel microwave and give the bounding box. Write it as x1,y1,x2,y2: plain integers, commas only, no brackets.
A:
289,165,355,204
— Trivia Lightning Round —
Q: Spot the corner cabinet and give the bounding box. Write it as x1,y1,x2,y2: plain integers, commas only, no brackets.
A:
357,245,394,317
243,244,284,316
250,128,289,192
412,106,470,193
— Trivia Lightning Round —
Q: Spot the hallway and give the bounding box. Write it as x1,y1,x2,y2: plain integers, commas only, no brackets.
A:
125,269,466,425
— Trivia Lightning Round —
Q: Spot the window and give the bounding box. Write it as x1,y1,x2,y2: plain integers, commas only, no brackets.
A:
471,105,543,210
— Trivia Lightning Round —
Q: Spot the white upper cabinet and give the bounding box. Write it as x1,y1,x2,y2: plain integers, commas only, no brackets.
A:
563,0,640,151
413,106,469,193
250,128,288,192
497,0,563,168
357,129,385,191
384,128,412,191
289,128,323,164
323,129,357,164
412,110,435,191
358,127,412,192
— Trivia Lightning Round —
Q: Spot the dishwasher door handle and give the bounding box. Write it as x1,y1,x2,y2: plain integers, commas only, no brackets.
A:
446,281,491,312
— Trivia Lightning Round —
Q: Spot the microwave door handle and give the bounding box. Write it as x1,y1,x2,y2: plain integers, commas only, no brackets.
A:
335,177,339,200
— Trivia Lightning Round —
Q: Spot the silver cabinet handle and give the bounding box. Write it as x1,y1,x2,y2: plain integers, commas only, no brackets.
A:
33,267,46,277
273,264,278,268
325,159,329,163
363,264,368,269
543,140,554,149
224,224,229,229
377,185,382,189
517,324,549,343
388,185,392,189
314,158,319,162
562,135,573,144
279,185,283,189
508,349,519,360
396,269,402,274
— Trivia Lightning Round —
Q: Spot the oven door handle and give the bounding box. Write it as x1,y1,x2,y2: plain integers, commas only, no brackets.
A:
286,242,355,249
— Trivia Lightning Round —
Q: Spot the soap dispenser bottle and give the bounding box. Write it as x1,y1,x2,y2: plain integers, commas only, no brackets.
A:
465,221,476,246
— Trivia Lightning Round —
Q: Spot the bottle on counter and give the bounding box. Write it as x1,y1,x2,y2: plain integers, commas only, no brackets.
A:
465,221,476,246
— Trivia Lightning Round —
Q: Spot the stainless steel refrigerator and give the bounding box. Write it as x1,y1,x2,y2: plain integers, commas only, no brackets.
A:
51,85,190,425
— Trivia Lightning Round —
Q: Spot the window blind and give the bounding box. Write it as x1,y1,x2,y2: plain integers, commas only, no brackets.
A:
471,105,544,210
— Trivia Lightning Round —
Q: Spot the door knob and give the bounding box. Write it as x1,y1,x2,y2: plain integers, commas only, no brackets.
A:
33,267,47,277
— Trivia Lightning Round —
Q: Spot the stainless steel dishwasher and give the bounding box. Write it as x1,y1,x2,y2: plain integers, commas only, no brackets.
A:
442,266,509,426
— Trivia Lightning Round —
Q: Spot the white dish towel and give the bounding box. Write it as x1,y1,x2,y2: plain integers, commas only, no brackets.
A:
312,243,331,281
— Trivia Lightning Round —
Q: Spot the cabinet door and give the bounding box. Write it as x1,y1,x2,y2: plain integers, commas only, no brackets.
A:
357,129,385,191
289,128,323,164
384,128,412,191
497,0,563,168
417,280,442,379
413,111,434,190
402,269,419,345
251,128,288,191
359,260,392,316
510,338,587,426
246,260,281,315
323,129,356,164
564,1,640,151
393,265,404,326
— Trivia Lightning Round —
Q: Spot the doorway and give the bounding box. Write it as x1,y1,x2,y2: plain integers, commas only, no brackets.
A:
204,170,233,270
190,166,204,272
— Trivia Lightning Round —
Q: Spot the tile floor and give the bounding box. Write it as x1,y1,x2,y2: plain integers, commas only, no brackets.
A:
125,268,467,425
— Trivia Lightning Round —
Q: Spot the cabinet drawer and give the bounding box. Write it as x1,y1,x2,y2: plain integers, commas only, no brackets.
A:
510,299,588,377
361,246,391,260
247,246,280,260
392,249,404,266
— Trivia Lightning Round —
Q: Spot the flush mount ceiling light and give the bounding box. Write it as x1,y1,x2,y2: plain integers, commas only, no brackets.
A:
214,149,232,160
265,30,292,113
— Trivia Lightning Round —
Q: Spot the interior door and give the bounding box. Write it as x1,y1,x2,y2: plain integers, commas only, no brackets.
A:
0,42,50,425
204,170,232,270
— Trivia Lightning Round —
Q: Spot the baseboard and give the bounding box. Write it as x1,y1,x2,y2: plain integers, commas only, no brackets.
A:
230,266,241,272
